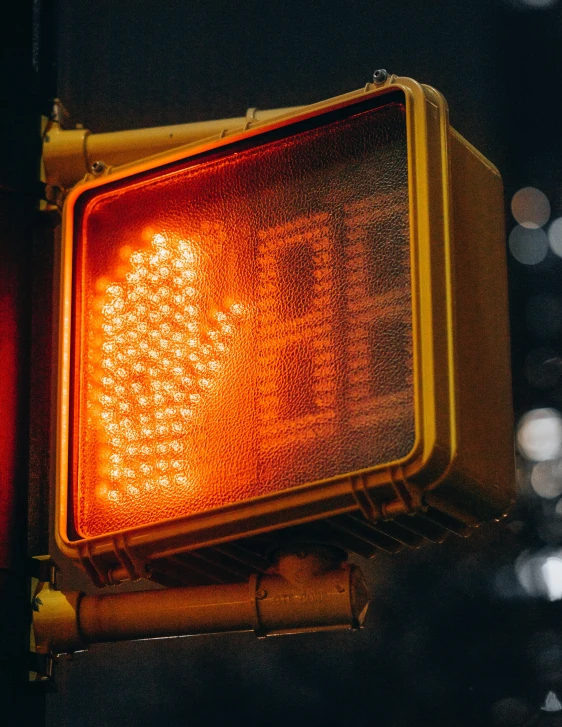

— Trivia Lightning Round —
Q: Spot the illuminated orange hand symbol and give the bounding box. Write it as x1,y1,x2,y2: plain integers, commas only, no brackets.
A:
90,233,245,506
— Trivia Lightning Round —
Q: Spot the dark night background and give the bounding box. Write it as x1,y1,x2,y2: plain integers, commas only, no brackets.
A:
3,0,562,725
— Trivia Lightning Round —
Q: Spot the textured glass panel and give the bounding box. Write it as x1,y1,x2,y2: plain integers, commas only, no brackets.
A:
72,100,414,537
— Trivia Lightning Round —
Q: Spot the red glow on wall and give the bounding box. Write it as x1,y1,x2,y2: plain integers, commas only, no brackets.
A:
0,227,28,568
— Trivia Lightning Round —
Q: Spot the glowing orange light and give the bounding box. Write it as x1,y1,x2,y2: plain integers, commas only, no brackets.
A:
90,232,245,508
72,99,415,538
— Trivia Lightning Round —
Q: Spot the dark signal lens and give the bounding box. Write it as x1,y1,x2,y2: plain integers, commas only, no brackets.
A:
72,99,415,538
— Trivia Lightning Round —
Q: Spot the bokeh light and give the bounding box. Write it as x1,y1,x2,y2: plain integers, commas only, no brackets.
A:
530,459,562,499
490,697,534,726
516,549,562,600
542,557,562,601
542,691,562,712
504,0,560,10
515,550,540,596
511,187,551,229
516,408,562,461
508,225,548,265
548,216,562,258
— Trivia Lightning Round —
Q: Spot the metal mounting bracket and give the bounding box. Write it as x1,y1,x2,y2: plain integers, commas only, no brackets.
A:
28,556,58,687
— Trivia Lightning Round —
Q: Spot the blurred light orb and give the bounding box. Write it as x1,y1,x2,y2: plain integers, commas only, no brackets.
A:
503,0,559,12
515,552,532,593
517,408,562,461
542,557,562,601
508,225,548,265
530,460,562,499
542,691,562,712
516,550,562,600
548,217,562,258
491,697,534,725
511,187,550,228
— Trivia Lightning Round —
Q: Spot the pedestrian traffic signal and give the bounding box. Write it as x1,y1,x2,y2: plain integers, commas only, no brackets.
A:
55,76,513,586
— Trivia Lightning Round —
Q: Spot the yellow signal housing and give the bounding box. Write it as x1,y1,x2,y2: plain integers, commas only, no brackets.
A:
54,75,513,587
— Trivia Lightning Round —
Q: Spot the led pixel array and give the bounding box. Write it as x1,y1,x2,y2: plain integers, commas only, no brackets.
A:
85,233,245,521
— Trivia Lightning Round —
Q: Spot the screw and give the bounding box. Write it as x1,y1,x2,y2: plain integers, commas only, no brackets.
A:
373,69,388,85
91,160,106,175
255,588,268,600
336,585,346,594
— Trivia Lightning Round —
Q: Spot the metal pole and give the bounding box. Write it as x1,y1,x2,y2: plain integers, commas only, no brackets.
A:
43,106,303,189
33,548,370,654
0,0,56,721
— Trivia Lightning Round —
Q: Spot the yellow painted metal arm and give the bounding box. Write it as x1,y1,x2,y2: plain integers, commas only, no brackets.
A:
33,548,370,654
43,106,302,189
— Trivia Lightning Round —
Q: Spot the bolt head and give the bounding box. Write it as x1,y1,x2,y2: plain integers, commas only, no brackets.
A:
373,69,389,85
91,161,106,175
